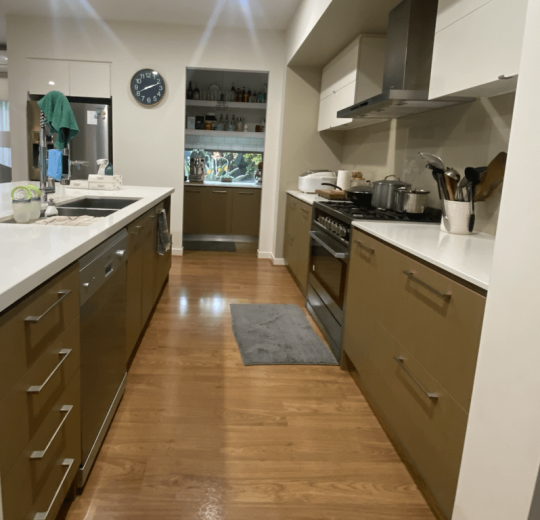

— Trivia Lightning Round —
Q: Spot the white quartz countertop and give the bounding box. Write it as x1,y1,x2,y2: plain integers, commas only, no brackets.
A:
186,182,262,188
287,190,327,205
352,221,495,291
0,183,174,313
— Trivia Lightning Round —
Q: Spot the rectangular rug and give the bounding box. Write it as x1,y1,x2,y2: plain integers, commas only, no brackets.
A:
230,304,338,365
184,241,236,252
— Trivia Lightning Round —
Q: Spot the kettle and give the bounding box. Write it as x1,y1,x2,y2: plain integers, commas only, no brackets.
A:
97,158,109,176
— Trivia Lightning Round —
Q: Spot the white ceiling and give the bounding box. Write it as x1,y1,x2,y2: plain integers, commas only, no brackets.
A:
0,0,304,44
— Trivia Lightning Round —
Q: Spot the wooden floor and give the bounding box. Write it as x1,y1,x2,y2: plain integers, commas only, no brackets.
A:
62,251,435,520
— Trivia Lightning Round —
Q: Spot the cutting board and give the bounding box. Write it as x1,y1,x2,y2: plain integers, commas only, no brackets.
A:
475,152,507,201
315,189,347,200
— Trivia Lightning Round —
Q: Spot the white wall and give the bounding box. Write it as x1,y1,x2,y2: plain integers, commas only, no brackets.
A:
286,0,333,64
7,15,287,257
452,0,540,518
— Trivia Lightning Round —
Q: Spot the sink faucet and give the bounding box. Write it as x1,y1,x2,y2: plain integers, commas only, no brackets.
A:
39,111,55,203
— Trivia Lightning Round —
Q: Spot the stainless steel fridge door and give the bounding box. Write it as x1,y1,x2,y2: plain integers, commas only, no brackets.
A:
69,103,110,180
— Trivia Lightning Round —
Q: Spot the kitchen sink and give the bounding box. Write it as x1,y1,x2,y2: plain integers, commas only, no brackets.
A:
55,207,117,217
57,197,141,210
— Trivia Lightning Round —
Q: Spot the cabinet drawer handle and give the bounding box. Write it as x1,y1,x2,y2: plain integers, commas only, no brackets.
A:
300,207,310,214
354,239,374,253
30,405,73,460
213,190,227,193
25,290,71,323
403,270,451,300
498,75,514,80
33,458,74,520
238,192,253,195
394,356,439,400
27,349,72,394
131,225,142,235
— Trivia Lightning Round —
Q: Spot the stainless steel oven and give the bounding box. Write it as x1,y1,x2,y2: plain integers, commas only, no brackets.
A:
306,212,350,361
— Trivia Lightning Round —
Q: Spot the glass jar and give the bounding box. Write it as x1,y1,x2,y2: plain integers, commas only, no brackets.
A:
205,113,217,131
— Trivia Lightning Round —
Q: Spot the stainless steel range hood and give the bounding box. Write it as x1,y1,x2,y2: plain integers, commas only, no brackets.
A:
337,0,473,122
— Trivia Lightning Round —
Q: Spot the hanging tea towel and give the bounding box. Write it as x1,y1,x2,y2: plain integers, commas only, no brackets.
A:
38,91,79,149
157,209,171,255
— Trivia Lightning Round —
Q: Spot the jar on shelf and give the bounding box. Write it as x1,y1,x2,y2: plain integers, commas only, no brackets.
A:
205,113,217,131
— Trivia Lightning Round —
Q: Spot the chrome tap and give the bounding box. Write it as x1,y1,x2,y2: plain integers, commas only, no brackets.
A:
39,112,55,203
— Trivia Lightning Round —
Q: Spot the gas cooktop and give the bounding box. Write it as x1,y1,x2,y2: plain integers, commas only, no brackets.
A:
314,201,441,224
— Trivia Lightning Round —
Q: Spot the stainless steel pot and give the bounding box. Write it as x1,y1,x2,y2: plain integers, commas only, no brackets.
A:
372,175,411,210
396,188,430,214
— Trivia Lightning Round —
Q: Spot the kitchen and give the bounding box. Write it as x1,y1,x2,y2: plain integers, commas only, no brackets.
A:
0,0,539,519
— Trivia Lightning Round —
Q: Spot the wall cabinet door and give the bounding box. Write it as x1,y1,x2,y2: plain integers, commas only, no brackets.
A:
27,59,70,96
320,37,361,100
201,189,232,234
69,61,111,98
126,218,144,362
429,0,527,98
231,189,261,236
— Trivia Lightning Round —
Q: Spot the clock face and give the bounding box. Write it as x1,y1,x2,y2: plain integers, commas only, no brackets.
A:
131,69,166,107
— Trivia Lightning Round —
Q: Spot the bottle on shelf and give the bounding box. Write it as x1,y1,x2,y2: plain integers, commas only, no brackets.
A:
236,117,244,132
225,114,230,129
263,84,268,103
193,84,200,100
187,81,193,100
230,83,236,102
246,89,252,103
235,86,242,102
261,118,266,132
242,87,247,102
218,114,225,131
230,114,237,131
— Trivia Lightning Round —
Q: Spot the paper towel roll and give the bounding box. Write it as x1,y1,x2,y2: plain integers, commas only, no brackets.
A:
337,170,352,190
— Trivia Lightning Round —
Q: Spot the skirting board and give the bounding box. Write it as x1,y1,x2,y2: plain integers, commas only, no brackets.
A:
257,251,287,266
172,247,183,256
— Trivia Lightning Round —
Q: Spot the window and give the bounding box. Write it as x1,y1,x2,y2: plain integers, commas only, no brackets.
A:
184,150,262,183
0,101,10,167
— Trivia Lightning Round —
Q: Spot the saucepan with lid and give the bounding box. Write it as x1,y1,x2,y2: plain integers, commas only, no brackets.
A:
371,175,411,210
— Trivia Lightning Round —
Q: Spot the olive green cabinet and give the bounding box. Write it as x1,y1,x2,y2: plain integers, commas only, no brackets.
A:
343,228,486,519
183,185,261,237
283,194,312,294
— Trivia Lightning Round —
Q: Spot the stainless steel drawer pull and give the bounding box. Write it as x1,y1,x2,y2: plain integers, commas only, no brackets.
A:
300,207,310,213
213,190,227,193
27,349,72,394
131,225,143,235
30,405,73,460
394,356,439,400
239,192,254,195
33,458,74,520
25,290,71,323
403,270,451,300
354,240,374,253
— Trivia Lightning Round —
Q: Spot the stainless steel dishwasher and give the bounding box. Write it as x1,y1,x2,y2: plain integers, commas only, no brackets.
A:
78,229,128,487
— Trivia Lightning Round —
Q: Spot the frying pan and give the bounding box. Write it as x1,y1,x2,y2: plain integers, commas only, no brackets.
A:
322,183,373,208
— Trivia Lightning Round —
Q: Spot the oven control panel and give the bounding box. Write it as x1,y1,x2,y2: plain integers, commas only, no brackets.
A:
316,215,350,243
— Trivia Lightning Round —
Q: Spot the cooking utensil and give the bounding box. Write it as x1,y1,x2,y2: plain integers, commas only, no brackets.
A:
444,167,460,201
464,167,481,232
395,188,430,214
420,152,449,200
322,183,373,208
475,152,507,201
419,153,445,171
432,170,450,230
371,175,411,210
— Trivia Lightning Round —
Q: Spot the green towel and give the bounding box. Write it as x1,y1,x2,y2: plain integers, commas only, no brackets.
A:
37,91,79,149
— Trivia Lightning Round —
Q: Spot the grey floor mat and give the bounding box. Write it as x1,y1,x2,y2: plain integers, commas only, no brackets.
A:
230,304,338,366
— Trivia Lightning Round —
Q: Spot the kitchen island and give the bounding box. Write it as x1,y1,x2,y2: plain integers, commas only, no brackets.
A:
0,183,174,312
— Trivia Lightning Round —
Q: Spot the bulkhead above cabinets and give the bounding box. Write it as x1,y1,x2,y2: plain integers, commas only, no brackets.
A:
318,35,386,132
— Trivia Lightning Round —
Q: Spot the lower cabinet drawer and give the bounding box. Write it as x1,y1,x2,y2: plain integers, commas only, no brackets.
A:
0,319,80,476
1,372,81,520
364,321,468,518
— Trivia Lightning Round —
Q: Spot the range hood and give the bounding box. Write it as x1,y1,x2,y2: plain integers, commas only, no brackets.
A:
337,0,473,122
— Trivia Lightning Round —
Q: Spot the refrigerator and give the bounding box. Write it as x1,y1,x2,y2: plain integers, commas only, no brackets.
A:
27,97,112,181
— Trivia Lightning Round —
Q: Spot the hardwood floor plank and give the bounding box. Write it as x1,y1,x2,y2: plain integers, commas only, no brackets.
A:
62,252,435,520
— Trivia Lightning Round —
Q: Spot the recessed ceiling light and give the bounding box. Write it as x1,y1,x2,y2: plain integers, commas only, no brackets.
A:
48,81,55,85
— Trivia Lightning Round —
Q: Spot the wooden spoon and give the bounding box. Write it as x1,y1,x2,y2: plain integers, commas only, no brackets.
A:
475,152,507,202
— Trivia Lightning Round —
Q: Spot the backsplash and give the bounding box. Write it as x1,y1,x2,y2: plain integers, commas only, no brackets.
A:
185,133,265,153
340,92,515,235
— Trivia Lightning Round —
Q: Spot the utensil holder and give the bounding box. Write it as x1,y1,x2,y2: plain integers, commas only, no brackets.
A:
441,201,477,234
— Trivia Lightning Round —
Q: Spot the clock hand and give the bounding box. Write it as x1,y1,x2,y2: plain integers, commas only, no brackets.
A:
140,83,158,92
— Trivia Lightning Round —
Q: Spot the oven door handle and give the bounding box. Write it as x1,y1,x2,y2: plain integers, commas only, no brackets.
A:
309,231,349,259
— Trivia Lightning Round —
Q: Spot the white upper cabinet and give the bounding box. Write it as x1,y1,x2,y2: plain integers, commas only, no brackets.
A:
27,59,70,96
318,35,385,132
434,0,493,33
27,59,111,98
429,0,527,99
69,62,111,98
